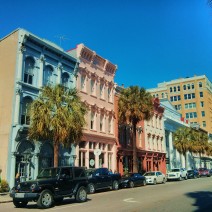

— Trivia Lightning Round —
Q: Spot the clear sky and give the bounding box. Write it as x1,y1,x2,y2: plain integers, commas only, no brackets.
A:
1,0,212,89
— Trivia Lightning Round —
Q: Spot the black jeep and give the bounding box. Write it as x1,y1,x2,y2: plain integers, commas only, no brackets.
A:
10,166,88,209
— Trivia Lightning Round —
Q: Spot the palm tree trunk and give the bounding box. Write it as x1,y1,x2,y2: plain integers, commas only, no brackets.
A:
199,152,202,168
132,124,138,173
54,142,59,167
184,152,187,169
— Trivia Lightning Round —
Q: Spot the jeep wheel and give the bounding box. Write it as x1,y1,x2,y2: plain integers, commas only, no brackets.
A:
178,176,182,181
153,179,157,185
129,181,134,188
37,189,54,209
75,186,87,203
184,175,188,180
112,180,119,190
88,183,95,194
13,199,28,208
142,180,146,186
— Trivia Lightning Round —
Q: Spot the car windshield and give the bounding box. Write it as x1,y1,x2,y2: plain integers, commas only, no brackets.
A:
171,169,180,172
37,168,60,179
144,172,155,176
187,170,193,173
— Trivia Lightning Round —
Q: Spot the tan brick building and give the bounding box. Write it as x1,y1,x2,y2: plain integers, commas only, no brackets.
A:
147,75,212,134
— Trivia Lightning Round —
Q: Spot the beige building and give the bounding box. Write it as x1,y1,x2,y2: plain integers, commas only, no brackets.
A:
68,44,118,171
147,75,212,134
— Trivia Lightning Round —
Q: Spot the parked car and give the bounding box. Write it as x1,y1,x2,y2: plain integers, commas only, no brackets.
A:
198,168,211,177
10,166,88,209
143,171,166,185
187,169,199,179
86,168,121,194
120,173,146,188
167,168,188,181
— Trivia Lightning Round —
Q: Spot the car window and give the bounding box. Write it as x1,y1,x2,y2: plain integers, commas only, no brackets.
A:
171,169,180,172
144,172,155,176
74,168,86,178
61,168,73,179
37,168,59,179
102,168,108,176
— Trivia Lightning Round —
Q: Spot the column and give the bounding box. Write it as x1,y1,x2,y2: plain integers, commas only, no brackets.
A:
16,48,24,81
10,153,16,188
13,88,22,125
168,131,174,169
57,64,62,84
95,143,99,168
38,56,45,88
111,144,116,172
85,142,89,168
104,144,108,169
75,145,79,167
34,153,39,180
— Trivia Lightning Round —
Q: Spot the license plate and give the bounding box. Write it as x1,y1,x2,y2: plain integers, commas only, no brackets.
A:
15,193,25,198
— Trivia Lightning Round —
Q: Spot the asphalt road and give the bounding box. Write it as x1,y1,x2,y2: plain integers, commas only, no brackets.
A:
1,177,212,212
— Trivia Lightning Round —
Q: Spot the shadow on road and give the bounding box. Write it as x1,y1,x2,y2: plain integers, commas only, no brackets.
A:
186,191,212,212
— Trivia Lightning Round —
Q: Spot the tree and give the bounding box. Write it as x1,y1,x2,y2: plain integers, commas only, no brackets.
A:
173,127,192,169
118,86,153,173
193,131,208,168
28,85,87,167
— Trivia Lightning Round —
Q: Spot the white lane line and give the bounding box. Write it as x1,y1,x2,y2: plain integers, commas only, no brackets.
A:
123,198,138,203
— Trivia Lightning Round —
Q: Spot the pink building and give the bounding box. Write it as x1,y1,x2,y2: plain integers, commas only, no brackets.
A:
68,44,118,171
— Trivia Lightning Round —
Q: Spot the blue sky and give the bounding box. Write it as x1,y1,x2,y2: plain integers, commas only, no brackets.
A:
1,0,212,89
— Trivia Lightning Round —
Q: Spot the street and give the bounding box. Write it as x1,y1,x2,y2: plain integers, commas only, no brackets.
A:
1,177,212,212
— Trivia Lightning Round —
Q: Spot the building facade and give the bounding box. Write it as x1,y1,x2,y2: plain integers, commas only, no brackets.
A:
147,75,212,134
116,96,166,175
68,44,118,172
160,99,192,170
0,29,78,187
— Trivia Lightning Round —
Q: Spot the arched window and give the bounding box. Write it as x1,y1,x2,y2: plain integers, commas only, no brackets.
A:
24,57,35,85
43,65,53,86
161,93,164,98
61,72,69,88
199,82,203,88
21,97,33,125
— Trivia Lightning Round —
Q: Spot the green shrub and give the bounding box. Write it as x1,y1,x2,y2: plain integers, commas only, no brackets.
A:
0,179,9,193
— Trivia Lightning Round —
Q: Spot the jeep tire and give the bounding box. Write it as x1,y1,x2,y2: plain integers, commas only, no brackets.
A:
75,186,87,202
37,189,54,209
88,183,95,194
13,199,28,208
112,180,119,190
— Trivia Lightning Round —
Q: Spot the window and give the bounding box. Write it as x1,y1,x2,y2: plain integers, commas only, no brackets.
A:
108,87,113,102
81,75,86,91
177,95,181,100
185,112,197,119
184,93,195,100
191,83,194,89
199,82,203,88
202,121,206,127
100,83,104,99
174,87,176,92
74,168,86,178
61,72,69,88
188,94,191,99
21,97,33,125
100,114,105,132
170,87,172,93
108,117,113,134
24,57,35,85
183,85,186,90
200,92,203,97
175,105,181,111
192,93,195,99
90,79,96,95
200,101,204,107
177,86,180,91
201,111,205,117
90,112,96,130
187,84,190,90
184,94,187,100
43,65,53,86
161,93,164,98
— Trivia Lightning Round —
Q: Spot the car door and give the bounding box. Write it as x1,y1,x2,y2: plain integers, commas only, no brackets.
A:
57,167,74,195
135,173,143,186
93,169,103,189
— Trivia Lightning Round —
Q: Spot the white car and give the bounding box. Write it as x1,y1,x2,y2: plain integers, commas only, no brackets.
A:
167,168,188,181
143,171,166,185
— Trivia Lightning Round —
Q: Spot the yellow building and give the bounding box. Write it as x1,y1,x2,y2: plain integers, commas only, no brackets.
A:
147,75,212,134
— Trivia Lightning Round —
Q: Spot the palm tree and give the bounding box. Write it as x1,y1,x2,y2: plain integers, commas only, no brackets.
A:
194,131,208,168
173,127,192,169
28,85,87,167
118,86,153,173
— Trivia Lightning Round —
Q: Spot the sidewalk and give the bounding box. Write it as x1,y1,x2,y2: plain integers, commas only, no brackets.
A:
0,193,12,203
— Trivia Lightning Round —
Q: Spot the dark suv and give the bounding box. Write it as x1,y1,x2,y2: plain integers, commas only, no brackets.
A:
10,166,88,209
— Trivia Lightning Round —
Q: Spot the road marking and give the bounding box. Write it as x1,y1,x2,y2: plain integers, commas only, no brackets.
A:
123,198,138,203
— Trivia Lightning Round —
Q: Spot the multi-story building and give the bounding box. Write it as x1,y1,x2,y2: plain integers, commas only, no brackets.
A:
160,99,192,170
68,44,118,172
147,75,212,134
116,96,166,175
0,29,78,187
